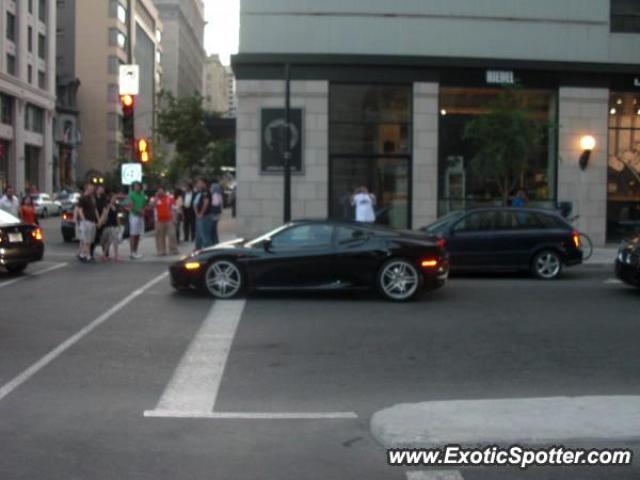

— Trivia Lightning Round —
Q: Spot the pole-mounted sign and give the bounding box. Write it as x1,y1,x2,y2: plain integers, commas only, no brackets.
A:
119,64,140,96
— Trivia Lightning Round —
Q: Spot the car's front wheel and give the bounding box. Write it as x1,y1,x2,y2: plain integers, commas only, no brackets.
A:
204,259,244,299
6,263,27,275
531,250,563,280
377,258,421,301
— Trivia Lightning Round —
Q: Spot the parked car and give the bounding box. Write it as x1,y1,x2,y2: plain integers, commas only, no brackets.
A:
420,207,583,279
32,193,62,217
170,219,449,301
60,200,155,242
0,209,45,274
615,234,640,288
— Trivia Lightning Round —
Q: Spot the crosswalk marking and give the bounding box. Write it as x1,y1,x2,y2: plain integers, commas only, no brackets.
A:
145,410,358,420
407,471,464,480
604,278,623,284
145,300,246,416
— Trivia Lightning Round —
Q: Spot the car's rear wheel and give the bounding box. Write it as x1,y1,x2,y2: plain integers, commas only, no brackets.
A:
6,263,27,275
377,259,421,301
204,259,244,299
531,250,563,280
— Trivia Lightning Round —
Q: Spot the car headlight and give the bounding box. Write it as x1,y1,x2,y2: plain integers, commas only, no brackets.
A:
618,250,639,265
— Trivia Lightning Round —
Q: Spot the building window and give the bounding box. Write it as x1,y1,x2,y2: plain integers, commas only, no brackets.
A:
117,32,127,49
6,54,16,76
29,0,34,14
38,0,47,22
6,12,16,41
24,145,41,190
0,94,13,125
38,34,46,59
25,104,45,133
437,87,557,215
611,0,640,33
107,55,120,75
118,3,127,24
28,26,34,52
0,139,9,192
607,92,640,241
329,84,412,229
28,65,33,84
38,70,46,90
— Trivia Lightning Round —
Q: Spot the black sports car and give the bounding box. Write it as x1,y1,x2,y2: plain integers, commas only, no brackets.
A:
615,234,640,288
0,209,45,274
170,220,449,301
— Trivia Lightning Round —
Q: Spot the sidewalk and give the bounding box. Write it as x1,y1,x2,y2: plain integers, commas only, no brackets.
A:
128,211,239,264
586,246,618,266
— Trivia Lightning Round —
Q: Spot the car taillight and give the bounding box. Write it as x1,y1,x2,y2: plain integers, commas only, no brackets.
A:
421,259,438,268
572,231,581,249
437,237,446,249
32,228,43,241
62,212,70,221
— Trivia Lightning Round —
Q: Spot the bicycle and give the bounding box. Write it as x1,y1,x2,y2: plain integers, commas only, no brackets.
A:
566,214,594,261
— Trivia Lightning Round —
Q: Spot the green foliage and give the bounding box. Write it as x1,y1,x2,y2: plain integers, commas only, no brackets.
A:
463,87,552,204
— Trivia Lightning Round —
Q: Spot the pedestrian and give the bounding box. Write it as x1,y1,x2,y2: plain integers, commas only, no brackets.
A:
127,181,146,259
19,195,38,225
173,188,184,243
77,183,98,263
511,189,528,208
0,186,20,217
194,178,214,250
351,186,376,223
210,178,223,245
182,183,196,242
92,184,108,261
151,186,178,256
98,192,122,262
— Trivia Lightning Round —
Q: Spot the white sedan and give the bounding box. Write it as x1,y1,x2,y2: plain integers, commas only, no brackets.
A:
32,193,63,217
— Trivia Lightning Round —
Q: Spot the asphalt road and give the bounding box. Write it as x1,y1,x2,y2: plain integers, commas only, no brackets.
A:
0,216,638,479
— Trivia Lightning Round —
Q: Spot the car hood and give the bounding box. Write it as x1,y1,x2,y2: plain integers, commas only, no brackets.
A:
621,234,640,253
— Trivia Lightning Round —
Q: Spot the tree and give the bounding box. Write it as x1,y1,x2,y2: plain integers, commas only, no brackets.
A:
156,91,211,178
463,87,551,205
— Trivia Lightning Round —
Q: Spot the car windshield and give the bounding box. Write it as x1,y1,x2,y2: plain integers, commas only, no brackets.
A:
0,209,20,225
245,224,291,247
423,211,464,233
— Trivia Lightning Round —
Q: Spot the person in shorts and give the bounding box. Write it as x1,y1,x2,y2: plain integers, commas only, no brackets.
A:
127,182,146,259
77,183,98,262
98,192,122,262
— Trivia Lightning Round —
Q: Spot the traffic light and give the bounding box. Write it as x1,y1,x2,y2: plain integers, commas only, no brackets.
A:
136,138,151,163
120,94,135,142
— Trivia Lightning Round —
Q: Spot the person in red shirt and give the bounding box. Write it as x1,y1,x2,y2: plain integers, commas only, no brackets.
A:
20,195,38,225
152,186,178,256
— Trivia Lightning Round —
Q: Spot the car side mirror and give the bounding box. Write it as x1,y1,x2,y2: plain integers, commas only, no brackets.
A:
262,238,272,251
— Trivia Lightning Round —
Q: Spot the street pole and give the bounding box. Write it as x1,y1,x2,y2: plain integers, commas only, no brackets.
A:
283,63,292,223
126,0,135,166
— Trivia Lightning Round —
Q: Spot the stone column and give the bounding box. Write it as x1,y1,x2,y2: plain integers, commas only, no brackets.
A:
557,88,609,246
412,82,440,228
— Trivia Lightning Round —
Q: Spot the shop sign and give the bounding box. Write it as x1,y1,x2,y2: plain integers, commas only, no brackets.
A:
260,108,303,174
486,70,515,85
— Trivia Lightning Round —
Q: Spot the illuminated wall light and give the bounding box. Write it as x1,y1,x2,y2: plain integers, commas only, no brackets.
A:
616,98,623,105
440,109,447,116
610,107,617,115
579,135,596,170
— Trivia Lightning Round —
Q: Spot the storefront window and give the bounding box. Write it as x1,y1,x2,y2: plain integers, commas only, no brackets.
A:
329,84,412,229
25,145,41,191
607,92,640,242
438,87,557,215
0,139,9,192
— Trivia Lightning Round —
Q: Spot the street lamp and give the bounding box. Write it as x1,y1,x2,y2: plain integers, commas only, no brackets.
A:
579,135,596,170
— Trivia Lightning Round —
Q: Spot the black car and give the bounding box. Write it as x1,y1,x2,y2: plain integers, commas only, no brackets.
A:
0,209,45,274
420,207,583,279
170,219,449,301
615,234,640,288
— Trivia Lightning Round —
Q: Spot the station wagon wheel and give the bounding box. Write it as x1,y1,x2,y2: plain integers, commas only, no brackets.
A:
205,260,243,299
532,250,562,280
378,259,421,301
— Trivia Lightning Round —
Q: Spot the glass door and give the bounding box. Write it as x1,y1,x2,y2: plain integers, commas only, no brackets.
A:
329,156,411,229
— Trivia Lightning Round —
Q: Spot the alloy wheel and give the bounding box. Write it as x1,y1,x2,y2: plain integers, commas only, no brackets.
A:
535,252,561,279
205,260,242,299
380,260,419,301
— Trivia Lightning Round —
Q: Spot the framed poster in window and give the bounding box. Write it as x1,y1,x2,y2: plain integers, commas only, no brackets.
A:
260,108,303,174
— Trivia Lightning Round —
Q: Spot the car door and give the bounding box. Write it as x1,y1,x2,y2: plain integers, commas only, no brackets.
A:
249,223,337,289
509,211,568,267
446,210,507,269
333,225,383,287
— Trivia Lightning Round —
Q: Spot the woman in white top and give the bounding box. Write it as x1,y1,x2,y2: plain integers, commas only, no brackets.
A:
351,186,376,223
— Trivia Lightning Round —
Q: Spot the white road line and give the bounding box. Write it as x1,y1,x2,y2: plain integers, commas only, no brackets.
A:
144,410,358,420
147,300,246,415
0,262,68,289
407,471,464,480
0,271,168,404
